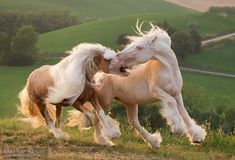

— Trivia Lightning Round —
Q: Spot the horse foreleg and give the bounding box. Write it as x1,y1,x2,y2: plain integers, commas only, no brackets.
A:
55,105,62,128
38,102,68,139
90,97,120,140
175,93,207,143
125,104,162,149
93,115,115,146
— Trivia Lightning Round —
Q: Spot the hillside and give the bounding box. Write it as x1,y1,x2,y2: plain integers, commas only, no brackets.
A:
0,119,234,159
0,0,192,20
38,12,235,53
185,41,235,73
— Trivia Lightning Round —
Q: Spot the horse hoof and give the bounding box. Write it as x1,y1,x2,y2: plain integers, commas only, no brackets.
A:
192,141,202,145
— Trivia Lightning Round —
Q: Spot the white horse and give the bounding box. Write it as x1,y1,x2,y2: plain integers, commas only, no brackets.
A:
18,43,121,146
68,22,206,149
115,22,207,144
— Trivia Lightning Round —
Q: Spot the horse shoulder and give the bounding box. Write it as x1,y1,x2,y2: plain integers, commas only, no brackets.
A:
27,65,54,100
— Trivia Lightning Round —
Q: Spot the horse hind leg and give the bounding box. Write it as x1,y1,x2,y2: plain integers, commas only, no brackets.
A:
93,115,115,146
38,102,69,139
126,104,162,149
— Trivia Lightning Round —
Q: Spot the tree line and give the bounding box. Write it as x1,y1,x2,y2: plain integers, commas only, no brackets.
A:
0,10,77,66
207,6,235,16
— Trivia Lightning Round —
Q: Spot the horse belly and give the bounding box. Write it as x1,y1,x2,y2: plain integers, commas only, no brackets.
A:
117,83,157,104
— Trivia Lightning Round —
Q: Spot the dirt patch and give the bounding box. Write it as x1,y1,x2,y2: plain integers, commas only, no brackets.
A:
166,0,235,12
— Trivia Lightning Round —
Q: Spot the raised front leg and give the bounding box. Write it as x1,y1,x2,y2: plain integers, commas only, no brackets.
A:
125,104,162,149
175,93,207,143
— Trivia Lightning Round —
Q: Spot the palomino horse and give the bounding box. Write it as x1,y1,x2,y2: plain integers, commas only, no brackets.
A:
18,43,121,146
68,23,206,149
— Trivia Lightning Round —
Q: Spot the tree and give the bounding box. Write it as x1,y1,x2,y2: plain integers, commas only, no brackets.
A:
0,32,11,64
8,25,38,66
190,28,201,53
171,30,194,60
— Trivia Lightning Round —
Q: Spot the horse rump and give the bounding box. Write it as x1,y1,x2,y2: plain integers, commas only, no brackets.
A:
17,87,56,128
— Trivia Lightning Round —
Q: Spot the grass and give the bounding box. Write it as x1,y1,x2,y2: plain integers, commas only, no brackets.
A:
182,72,235,105
184,41,235,73
0,0,192,20
0,118,234,159
38,13,235,53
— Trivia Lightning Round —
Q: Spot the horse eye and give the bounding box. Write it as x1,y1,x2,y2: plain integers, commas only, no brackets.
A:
136,46,143,49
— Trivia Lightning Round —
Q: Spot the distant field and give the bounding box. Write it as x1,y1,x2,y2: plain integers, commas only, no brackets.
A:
185,42,235,73
0,0,192,20
182,72,235,105
38,13,235,53
166,0,235,12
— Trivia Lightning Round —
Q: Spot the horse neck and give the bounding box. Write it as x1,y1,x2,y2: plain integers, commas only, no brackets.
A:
152,47,179,71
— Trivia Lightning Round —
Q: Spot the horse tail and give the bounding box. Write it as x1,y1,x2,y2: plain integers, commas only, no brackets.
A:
67,110,92,130
18,86,56,128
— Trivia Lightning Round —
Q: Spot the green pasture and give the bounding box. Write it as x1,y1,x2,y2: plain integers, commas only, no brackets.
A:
38,13,235,53
185,41,235,73
0,0,192,20
183,72,235,105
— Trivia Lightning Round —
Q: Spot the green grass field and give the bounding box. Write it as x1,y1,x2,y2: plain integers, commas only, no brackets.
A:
0,0,192,20
0,119,234,159
38,12,235,53
185,42,235,73
182,72,235,105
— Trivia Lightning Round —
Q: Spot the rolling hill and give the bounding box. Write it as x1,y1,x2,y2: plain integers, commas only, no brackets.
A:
38,12,235,53
185,41,235,73
0,0,193,20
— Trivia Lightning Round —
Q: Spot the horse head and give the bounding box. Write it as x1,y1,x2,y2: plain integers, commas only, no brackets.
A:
116,20,172,70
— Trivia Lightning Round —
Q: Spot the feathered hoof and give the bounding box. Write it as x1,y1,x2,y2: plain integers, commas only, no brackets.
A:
147,132,162,149
94,133,115,147
170,120,186,136
51,128,70,140
186,125,207,144
100,116,121,139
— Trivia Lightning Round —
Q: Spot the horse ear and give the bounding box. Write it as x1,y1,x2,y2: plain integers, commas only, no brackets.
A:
150,35,157,44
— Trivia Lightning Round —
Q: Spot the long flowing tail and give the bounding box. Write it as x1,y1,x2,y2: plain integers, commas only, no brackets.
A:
18,87,56,128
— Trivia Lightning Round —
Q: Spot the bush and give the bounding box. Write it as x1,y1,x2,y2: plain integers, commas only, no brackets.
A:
7,25,38,66
0,32,11,64
171,30,194,60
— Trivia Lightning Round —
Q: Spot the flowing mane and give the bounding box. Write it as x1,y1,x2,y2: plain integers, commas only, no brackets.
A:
129,20,172,47
47,43,107,105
